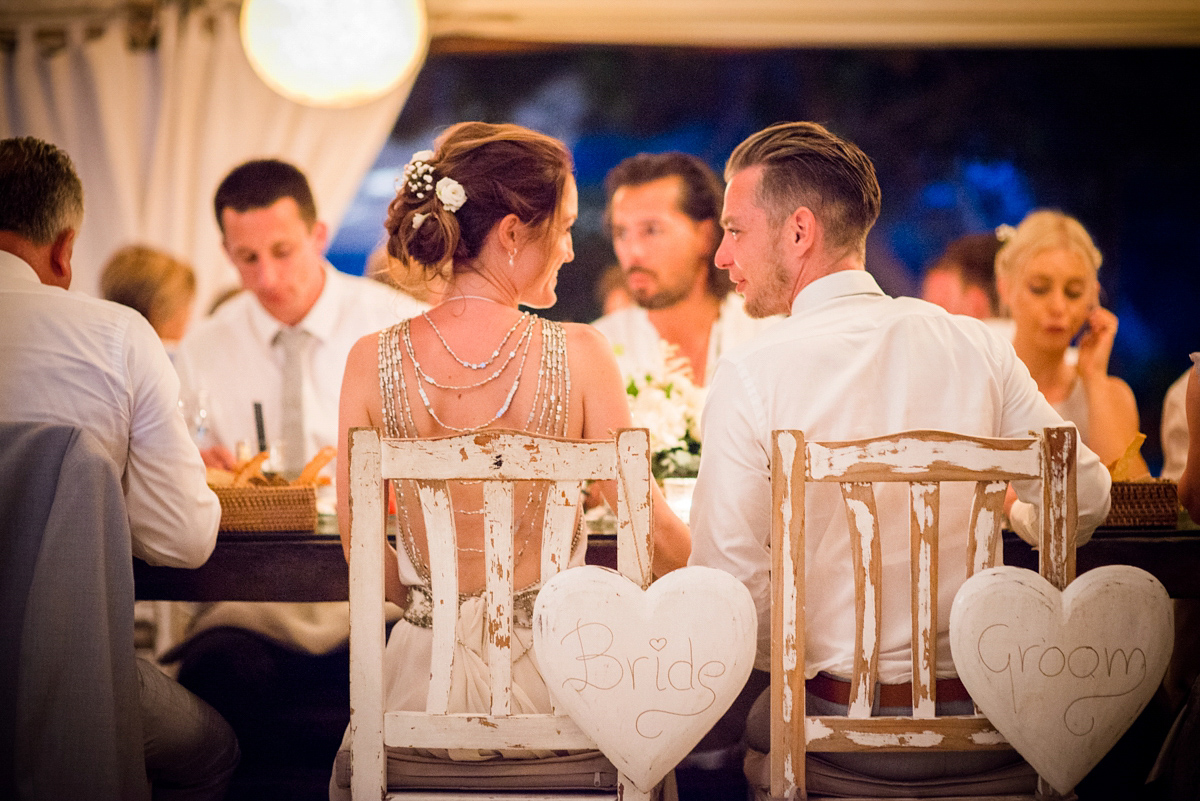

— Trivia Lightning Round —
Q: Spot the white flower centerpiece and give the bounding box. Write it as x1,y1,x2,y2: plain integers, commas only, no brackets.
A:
626,343,704,480
584,342,705,534
626,343,705,520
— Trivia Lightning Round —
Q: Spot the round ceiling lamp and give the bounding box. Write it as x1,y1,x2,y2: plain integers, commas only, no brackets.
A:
240,0,428,108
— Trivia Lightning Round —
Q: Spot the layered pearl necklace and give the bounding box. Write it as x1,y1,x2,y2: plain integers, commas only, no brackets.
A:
422,304,530,371
390,296,566,435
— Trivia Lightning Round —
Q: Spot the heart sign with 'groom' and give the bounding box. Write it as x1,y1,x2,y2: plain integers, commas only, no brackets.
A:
533,565,757,792
949,565,1173,795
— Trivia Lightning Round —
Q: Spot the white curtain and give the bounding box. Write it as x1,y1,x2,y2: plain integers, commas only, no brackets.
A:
0,1,418,310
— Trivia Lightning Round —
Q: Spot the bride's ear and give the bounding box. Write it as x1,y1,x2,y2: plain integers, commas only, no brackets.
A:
495,213,524,250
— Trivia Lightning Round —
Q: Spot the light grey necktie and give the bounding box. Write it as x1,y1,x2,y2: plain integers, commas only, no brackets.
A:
275,326,311,480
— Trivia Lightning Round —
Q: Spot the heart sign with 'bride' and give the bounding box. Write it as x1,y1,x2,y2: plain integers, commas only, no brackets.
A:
949,565,1173,795
533,565,757,791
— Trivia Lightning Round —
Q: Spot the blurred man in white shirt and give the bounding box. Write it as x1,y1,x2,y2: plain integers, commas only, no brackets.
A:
171,159,426,786
594,152,776,387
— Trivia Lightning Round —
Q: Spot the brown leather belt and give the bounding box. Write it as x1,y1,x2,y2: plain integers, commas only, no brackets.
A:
807,672,971,708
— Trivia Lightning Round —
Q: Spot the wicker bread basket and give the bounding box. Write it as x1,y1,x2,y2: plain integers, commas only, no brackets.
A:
1102,479,1178,529
212,484,318,533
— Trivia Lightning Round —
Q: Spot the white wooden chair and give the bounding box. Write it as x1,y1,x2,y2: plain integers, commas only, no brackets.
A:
343,426,666,800
757,426,1080,801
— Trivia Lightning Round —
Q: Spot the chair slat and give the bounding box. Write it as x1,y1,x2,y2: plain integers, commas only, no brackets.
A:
483,482,514,718
615,429,654,588
840,481,881,718
419,482,459,716
771,431,807,799
542,480,582,580
347,429,386,801
965,480,1008,577
909,482,938,719
385,711,597,751
1040,428,1078,591
805,714,1011,752
807,432,1041,483
379,432,616,481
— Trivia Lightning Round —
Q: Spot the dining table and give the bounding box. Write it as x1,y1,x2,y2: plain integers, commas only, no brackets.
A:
134,518,1200,602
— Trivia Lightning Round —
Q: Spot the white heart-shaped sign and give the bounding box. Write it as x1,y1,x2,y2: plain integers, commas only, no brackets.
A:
950,565,1173,795
533,565,757,791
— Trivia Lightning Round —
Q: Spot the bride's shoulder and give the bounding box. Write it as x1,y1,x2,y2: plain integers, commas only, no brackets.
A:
558,320,617,356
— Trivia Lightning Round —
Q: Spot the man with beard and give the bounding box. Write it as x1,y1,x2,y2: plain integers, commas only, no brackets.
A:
593,152,777,387
691,121,1112,794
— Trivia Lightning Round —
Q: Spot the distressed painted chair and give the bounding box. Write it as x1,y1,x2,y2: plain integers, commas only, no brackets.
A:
342,426,667,800
753,426,1079,801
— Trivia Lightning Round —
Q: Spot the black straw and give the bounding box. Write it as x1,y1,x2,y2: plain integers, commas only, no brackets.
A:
254,402,267,454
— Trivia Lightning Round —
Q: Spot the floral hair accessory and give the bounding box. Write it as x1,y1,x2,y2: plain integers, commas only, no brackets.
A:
403,150,435,199
411,212,428,230
435,176,467,213
995,223,1016,242
401,149,467,215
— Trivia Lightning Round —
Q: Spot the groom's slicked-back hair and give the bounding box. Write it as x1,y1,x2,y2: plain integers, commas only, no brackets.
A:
726,121,881,256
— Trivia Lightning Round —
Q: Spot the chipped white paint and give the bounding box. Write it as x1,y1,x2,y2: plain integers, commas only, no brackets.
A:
843,730,945,748
910,480,938,719
533,566,757,792
844,492,877,717
970,729,1010,746
805,717,835,742
780,433,798,674
950,565,1173,795
765,427,1080,800
346,429,386,801
347,428,660,800
807,434,1041,482
914,533,935,718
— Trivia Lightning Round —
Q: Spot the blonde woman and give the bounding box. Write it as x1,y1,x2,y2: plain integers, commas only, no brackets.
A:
100,244,196,348
996,209,1147,474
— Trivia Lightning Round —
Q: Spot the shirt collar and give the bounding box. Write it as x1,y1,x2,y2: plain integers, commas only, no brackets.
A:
0,250,42,286
248,261,339,346
790,269,884,316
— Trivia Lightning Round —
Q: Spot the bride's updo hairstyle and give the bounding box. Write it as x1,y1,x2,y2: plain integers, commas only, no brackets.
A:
384,121,573,282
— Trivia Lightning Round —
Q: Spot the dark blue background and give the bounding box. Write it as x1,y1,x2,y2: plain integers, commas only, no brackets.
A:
328,46,1200,471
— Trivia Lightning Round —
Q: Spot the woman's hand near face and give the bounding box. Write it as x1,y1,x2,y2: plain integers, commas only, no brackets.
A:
1071,305,1149,475
1075,305,1118,382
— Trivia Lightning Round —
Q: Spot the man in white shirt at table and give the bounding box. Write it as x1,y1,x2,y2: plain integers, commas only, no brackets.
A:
593,152,777,387
0,136,239,800
689,121,1112,792
170,158,426,783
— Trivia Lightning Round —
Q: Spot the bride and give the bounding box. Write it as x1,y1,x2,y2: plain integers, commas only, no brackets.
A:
333,122,691,783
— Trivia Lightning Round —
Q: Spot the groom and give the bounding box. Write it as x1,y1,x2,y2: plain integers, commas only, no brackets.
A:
688,120,1112,791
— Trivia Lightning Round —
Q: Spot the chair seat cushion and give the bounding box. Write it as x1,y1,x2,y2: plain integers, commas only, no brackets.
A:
333,748,617,790
743,747,1037,798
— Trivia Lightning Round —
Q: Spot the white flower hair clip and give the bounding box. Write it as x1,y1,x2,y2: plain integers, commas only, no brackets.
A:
435,176,466,213
995,223,1017,242
411,212,428,230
